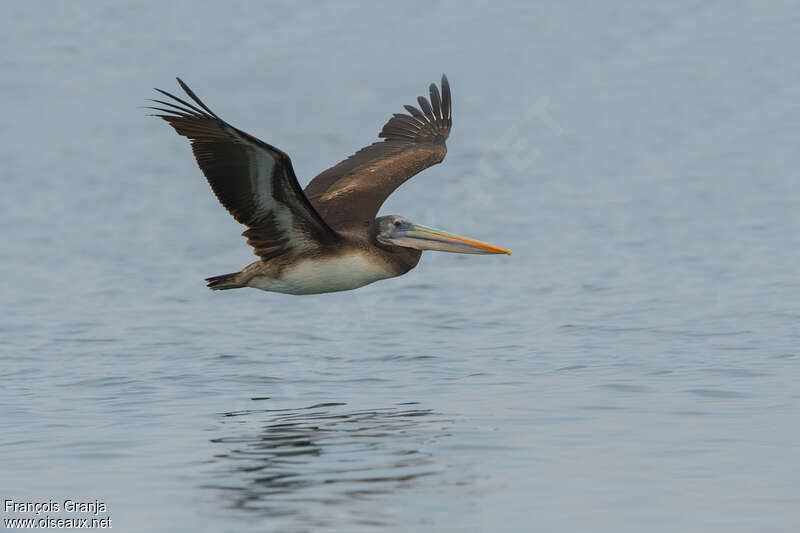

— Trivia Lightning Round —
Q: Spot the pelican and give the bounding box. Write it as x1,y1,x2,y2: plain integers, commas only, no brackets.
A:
149,75,510,295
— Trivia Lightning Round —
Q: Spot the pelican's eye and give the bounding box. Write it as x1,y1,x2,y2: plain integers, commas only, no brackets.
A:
394,220,402,227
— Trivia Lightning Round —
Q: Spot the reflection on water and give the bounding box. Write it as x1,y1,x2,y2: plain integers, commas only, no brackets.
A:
205,402,451,527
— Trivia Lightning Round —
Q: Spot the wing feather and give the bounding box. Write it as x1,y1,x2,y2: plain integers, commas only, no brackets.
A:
429,83,442,120
404,105,427,120
304,74,452,229
150,78,338,260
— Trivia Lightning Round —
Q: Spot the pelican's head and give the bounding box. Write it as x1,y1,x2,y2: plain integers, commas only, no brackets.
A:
375,215,511,255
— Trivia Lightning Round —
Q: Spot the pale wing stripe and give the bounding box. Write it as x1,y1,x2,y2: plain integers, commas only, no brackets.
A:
249,141,276,216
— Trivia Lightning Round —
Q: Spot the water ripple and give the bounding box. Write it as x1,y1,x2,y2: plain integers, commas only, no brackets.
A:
205,402,454,527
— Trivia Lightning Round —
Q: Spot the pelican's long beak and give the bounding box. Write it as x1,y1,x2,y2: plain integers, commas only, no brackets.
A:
390,222,511,255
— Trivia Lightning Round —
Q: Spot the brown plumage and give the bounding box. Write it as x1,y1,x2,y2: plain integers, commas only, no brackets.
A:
149,79,339,262
304,76,451,229
149,75,506,295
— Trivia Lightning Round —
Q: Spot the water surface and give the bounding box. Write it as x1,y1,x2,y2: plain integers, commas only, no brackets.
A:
2,2,799,532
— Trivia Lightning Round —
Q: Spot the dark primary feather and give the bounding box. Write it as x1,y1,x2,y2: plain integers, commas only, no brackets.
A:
304,74,452,229
150,78,338,260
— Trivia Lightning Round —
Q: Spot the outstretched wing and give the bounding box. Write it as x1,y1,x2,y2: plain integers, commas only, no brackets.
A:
150,78,339,260
304,75,452,230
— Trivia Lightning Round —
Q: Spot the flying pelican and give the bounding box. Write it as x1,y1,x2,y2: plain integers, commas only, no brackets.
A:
149,75,510,295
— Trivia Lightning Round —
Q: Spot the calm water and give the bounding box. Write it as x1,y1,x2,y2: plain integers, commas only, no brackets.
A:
2,2,800,531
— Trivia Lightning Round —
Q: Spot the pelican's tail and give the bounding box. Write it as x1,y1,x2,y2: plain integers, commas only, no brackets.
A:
205,271,246,290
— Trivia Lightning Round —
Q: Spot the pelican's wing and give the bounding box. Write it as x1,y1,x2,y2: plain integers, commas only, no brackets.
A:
304,75,452,229
150,79,339,260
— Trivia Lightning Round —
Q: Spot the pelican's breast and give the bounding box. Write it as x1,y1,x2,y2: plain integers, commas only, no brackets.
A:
248,252,396,295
